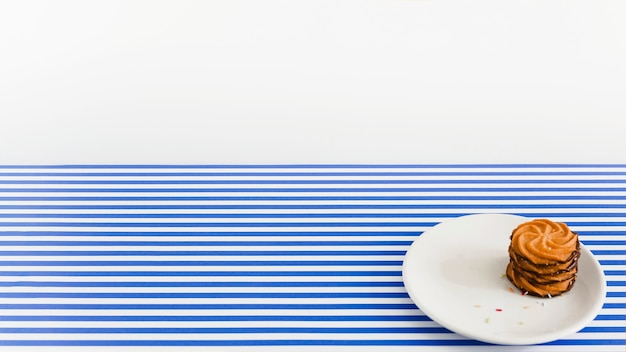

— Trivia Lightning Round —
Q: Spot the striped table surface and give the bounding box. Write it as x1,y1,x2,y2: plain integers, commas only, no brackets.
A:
0,165,624,351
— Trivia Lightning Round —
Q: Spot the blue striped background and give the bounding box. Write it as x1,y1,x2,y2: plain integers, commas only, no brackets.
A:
0,165,624,350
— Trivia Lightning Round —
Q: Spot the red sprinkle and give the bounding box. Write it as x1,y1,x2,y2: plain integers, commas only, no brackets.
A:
495,308,503,312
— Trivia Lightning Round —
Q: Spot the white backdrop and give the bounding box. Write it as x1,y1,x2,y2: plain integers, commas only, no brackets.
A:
1,0,625,164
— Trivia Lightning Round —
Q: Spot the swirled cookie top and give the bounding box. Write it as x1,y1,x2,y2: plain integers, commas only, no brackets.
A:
510,219,578,265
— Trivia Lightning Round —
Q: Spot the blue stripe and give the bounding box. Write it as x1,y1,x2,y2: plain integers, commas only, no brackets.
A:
2,171,626,176
0,237,400,252
0,221,442,227
1,179,625,185
0,240,413,246
0,272,626,284
0,303,418,310
2,195,625,201
592,250,626,255
583,241,626,246
0,276,548,284
3,314,621,322
0,340,486,347
6,292,626,298
1,230,423,237
0,339,624,346
0,302,619,310
607,281,626,286
0,271,402,276
603,303,626,309
0,260,403,266
9,250,626,257
0,340,484,347
0,230,622,237
595,314,626,320
601,260,626,265
0,221,622,227
605,270,626,275
580,327,626,333
0,315,428,321
0,281,404,288
0,327,447,334
0,292,411,299
1,212,624,218
3,187,625,192
2,164,624,168
0,250,407,256
0,203,621,210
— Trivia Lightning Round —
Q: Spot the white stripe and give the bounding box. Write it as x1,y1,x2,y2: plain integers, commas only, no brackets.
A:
1,208,624,215
0,235,621,242
0,245,411,251
0,309,423,317
0,331,620,341
0,215,622,222
0,298,415,304
0,184,581,190
0,286,410,294
0,333,468,341
1,190,626,196
0,321,442,329
0,265,403,272
0,276,405,283
1,347,624,352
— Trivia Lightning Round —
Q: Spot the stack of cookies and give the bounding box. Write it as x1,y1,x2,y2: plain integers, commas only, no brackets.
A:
506,219,580,297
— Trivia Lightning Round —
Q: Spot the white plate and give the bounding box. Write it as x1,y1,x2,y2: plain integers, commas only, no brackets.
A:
402,213,606,345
